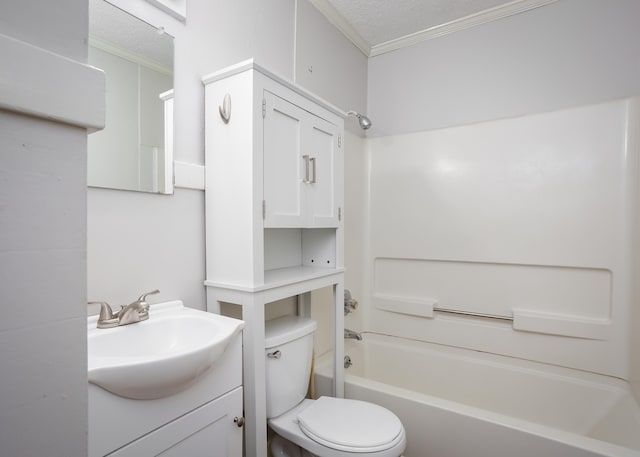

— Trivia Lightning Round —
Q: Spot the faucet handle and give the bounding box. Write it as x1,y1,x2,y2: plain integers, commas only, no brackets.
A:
90,301,120,328
137,289,160,302
133,289,160,312
89,301,115,320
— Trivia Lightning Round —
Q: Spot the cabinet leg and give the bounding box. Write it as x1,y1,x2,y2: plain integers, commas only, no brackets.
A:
333,282,344,398
241,297,268,457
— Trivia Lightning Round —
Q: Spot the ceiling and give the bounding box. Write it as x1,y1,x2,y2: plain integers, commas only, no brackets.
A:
89,0,173,69
310,0,558,56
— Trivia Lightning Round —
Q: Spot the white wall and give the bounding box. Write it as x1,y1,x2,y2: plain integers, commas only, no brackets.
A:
87,188,205,308
368,0,640,137
294,1,369,136
173,0,296,165
0,0,101,455
0,0,88,62
87,187,206,309
364,0,640,380
342,131,368,333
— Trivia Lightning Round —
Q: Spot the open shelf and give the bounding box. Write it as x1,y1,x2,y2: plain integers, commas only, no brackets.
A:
204,265,345,293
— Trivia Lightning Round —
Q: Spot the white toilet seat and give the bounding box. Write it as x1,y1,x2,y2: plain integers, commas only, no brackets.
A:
298,397,404,453
269,398,406,457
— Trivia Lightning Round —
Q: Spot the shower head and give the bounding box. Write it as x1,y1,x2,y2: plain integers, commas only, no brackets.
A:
347,110,372,130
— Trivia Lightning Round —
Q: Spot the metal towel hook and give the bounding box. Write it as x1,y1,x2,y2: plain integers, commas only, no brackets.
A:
219,93,231,123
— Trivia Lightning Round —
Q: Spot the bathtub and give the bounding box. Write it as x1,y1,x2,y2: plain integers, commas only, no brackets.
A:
314,333,640,457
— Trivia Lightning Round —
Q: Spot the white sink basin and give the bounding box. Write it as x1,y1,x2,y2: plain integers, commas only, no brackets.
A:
87,300,244,400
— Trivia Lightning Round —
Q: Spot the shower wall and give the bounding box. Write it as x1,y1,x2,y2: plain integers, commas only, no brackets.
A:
363,0,640,383
365,98,638,378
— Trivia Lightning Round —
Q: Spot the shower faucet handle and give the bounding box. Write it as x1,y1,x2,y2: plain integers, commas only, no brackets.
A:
344,289,358,315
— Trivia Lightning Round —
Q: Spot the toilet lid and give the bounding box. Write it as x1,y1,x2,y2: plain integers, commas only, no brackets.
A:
297,397,404,453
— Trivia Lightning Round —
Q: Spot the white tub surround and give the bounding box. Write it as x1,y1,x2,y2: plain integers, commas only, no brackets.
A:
366,97,640,379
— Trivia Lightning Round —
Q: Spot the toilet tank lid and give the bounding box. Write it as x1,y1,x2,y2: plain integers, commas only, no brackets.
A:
265,316,317,348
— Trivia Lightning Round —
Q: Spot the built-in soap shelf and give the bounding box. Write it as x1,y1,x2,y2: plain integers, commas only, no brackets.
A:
373,293,612,340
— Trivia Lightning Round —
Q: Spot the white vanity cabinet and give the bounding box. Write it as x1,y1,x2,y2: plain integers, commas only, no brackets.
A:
109,387,242,457
89,332,244,457
202,60,346,457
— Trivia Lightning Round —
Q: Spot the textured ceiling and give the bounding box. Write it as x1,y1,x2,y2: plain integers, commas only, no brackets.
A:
89,0,173,69
325,0,513,46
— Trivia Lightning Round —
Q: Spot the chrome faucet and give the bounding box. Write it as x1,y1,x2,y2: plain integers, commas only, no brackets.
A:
344,328,362,341
91,290,159,329
344,289,358,315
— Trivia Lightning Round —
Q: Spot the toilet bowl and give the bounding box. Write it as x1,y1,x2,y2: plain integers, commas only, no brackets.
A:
265,316,406,457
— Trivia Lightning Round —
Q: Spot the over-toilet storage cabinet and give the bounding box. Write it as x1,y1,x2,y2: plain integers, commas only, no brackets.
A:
202,60,345,457
263,90,341,228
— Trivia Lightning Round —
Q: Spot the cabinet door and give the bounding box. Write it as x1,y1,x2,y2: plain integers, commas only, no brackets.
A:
263,91,306,227
264,91,341,228
305,113,340,227
109,387,243,457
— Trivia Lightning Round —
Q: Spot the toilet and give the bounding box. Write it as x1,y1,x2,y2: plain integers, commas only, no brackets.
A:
265,315,406,457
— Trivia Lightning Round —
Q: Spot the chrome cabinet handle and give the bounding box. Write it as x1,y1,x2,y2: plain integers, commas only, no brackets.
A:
301,155,317,184
309,157,317,184
267,350,281,359
302,155,310,183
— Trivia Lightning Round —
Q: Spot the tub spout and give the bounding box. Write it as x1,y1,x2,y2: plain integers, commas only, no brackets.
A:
344,328,362,340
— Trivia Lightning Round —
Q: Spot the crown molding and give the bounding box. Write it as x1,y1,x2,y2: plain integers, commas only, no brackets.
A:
309,0,558,58
371,0,558,56
307,0,371,56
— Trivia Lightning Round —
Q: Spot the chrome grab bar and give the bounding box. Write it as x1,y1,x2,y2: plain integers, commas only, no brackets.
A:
433,306,513,321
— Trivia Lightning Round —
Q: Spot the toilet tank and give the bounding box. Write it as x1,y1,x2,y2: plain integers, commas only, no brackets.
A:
265,316,317,418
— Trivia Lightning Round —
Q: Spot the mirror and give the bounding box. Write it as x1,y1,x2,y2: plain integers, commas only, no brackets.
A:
88,0,174,194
